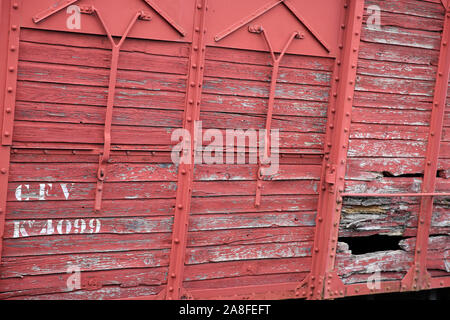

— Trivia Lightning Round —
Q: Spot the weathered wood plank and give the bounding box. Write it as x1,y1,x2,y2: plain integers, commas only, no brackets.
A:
0,268,166,299
365,0,444,20
15,101,184,128
361,25,441,50
19,41,189,75
354,90,433,110
9,151,323,166
357,58,436,81
356,74,434,96
3,212,316,239
191,180,320,197
183,273,307,291
13,121,176,146
348,140,429,158
0,249,171,278
202,77,330,102
359,41,439,65
17,61,187,93
205,47,334,71
345,177,450,193
12,121,325,149
201,94,328,117
352,107,432,126
2,226,315,256
7,285,162,300
185,242,313,265
199,112,326,132
20,28,191,57
346,158,428,180
204,59,331,85
7,181,178,201
9,163,178,182
350,123,430,141
5,195,319,219
3,217,173,239
16,81,186,111
363,10,443,32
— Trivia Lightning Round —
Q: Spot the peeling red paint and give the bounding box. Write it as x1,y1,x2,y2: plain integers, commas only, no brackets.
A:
0,0,448,301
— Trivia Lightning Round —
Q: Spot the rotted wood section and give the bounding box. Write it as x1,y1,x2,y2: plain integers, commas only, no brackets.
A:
338,0,450,288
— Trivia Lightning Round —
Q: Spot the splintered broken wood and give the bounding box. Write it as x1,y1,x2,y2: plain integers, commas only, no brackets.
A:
336,235,450,284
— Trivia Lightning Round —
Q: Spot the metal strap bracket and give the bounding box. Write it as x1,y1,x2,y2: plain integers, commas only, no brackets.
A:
88,8,149,213
252,26,302,207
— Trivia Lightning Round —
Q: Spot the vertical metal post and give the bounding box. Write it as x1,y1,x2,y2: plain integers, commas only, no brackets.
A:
401,5,450,292
165,0,208,300
298,0,365,300
0,0,20,263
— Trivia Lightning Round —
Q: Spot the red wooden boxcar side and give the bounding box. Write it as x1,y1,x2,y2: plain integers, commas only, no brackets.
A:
0,0,448,300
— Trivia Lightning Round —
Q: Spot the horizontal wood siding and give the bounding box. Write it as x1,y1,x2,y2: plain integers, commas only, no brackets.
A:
339,0,449,284
0,28,188,299
182,45,332,290
0,0,448,300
